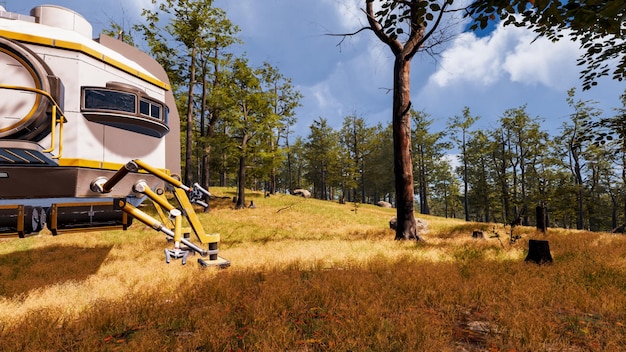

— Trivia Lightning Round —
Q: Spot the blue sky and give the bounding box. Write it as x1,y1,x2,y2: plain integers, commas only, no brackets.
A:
8,0,625,142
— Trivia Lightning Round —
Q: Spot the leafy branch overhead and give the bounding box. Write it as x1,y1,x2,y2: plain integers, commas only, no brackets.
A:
364,0,459,58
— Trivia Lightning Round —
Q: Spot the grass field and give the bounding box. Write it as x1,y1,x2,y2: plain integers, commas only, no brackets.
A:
1,188,626,351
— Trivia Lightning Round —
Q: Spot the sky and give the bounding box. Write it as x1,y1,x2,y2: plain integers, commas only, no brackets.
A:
7,0,625,144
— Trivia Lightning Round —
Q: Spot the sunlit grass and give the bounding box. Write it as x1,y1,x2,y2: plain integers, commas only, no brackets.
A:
1,188,625,351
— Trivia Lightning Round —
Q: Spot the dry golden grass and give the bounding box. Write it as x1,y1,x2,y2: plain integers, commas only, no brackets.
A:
1,188,626,351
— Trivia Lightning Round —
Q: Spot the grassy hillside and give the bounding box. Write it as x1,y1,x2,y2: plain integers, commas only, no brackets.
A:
1,188,625,351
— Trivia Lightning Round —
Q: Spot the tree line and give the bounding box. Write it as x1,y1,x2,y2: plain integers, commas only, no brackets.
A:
288,89,626,233
122,0,626,233
172,62,626,234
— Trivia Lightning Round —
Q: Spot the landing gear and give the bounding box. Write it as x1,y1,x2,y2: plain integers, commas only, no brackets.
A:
92,159,229,268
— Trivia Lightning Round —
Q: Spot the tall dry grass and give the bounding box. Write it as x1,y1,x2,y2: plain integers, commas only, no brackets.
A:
1,188,625,351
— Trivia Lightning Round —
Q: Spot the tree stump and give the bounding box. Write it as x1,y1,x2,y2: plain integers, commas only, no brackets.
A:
472,230,484,239
525,239,553,264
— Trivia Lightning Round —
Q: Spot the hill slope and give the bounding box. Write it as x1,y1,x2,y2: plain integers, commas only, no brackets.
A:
1,188,625,351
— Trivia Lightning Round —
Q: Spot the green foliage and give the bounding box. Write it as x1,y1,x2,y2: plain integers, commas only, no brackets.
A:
130,0,624,231
135,0,242,184
303,118,341,199
339,115,378,202
135,0,301,196
448,107,480,221
102,22,137,47
412,109,452,215
364,123,395,201
366,0,454,42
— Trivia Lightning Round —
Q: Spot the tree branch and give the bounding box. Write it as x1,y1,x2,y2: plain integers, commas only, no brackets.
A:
420,3,449,48
366,1,403,55
327,26,373,47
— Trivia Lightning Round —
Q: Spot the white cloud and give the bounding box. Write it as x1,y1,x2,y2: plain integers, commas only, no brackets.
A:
502,31,579,89
307,82,336,110
429,22,581,90
429,32,505,87
322,0,364,31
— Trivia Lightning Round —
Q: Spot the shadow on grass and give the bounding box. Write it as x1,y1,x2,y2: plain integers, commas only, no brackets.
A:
0,244,113,298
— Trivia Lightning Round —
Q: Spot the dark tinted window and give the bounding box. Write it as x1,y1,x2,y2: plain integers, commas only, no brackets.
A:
150,104,161,119
139,99,150,116
84,89,135,113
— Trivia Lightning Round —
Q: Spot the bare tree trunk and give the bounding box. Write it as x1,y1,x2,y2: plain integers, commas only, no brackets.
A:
236,134,249,209
202,149,211,212
393,56,419,240
573,153,584,230
622,153,626,224
462,135,469,221
199,60,212,212
236,154,246,209
184,46,197,186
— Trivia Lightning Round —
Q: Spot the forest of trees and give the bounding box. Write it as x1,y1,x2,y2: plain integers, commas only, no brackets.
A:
122,0,626,233
284,89,626,233
198,84,626,233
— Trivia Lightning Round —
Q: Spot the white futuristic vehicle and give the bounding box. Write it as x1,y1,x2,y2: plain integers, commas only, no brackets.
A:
0,5,228,267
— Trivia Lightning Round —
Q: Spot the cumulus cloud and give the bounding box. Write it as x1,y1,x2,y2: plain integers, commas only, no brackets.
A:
502,31,579,89
429,32,505,87
428,22,581,90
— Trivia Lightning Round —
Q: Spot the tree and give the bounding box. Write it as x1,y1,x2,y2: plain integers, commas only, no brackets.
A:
281,136,307,192
360,0,457,240
364,123,395,204
196,12,239,197
465,130,495,222
258,63,301,195
541,141,576,228
559,88,603,229
412,109,450,215
489,125,513,224
103,22,137,47
467,0,625,90
612,91,626,226
429,158,461,218
592,89,626,227
137,0,233,185
339,115,376,203
584,143,615,230
498,106,545,225
448,107,479,221
225,57,274,209
304,118,341,200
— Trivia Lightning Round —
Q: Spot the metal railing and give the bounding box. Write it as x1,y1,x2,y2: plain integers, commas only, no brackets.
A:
0,84,66,158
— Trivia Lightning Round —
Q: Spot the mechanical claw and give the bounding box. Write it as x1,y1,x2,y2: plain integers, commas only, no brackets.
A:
164,248,190,265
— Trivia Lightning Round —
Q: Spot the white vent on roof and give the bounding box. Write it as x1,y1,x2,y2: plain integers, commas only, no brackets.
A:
30,5,92,39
